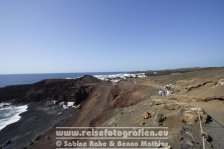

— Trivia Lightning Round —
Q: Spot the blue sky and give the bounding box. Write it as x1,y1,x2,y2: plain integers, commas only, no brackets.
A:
0,0,224,74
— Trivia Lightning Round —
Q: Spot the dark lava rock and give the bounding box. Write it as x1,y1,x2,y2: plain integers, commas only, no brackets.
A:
155,113,166,125
0,75,101,104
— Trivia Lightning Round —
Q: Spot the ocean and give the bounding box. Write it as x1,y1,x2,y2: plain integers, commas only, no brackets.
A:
0,72,126,131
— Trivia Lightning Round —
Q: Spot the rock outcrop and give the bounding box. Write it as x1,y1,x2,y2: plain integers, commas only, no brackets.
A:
0,75,101,104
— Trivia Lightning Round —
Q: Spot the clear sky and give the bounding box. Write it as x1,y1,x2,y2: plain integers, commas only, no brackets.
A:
0,0,224,74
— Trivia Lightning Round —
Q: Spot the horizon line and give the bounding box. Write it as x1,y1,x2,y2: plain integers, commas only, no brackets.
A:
0,66,223,75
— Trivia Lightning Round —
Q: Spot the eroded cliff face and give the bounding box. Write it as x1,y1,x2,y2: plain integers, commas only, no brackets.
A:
0,75,101,104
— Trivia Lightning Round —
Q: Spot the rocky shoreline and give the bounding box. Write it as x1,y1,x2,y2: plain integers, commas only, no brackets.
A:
0,102,80,149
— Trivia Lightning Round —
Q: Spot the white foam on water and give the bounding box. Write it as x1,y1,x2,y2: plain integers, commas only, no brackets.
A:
0,102,11,108
0,104,28,131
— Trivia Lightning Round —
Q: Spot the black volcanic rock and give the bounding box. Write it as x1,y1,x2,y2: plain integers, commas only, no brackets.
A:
0,75,101,104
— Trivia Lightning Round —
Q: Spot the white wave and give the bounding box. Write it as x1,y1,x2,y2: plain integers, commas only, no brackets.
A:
0,104,28,131
0,102,11,109
65,76,81,79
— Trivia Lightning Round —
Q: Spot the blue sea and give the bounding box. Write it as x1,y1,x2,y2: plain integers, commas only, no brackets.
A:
0,72,125,88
